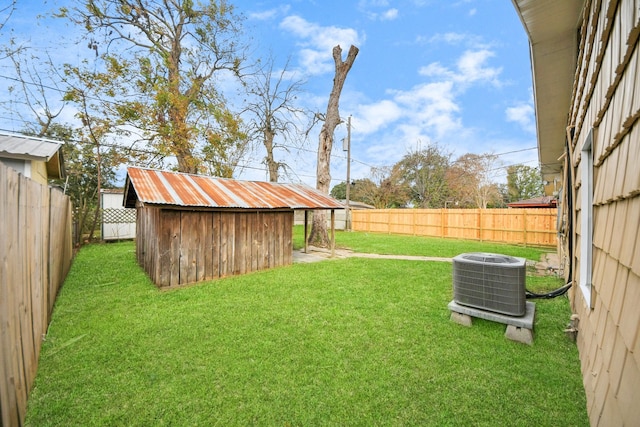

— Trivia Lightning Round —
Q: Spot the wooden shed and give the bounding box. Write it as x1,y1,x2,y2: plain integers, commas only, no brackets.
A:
123,167,344,288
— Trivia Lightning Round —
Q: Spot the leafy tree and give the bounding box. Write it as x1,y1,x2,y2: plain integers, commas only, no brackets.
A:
393,143,451,208
361,167,410,208
447,153,502,208
446,158,476,208
330,174,407,209
59,0,249,175
330,181,348,199
351,178,380,206
506,164,544,202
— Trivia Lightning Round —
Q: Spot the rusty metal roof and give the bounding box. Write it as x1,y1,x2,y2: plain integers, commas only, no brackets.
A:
124,166,345,210
507,196,558,208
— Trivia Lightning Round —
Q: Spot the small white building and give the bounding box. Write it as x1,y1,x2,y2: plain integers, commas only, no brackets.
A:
101,189,136,240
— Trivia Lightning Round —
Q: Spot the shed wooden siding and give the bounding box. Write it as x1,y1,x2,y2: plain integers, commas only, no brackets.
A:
125,167,343,288
565,1,640,425
136,207,293,288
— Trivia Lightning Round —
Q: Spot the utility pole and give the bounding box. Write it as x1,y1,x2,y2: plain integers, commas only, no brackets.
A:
343,115,351,231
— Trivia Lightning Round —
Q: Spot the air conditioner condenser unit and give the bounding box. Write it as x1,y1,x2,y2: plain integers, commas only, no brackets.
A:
452,252,527,317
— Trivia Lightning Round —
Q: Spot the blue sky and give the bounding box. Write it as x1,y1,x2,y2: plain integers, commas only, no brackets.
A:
236,0,538,186
1,0,537,188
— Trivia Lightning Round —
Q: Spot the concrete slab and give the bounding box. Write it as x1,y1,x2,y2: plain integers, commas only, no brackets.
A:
448,300,536,345
447,300,536,330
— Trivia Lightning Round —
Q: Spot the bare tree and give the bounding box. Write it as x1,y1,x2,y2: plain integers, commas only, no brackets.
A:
3,51,66,136
308,44,359,247
0,1,16,37
244,55,306,182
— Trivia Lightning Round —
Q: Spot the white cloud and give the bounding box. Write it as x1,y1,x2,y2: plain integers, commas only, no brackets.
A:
353,100,403,135
358,0,398,21
279,15,364,75
248,5,290,21
456,49,502,85
427,32,490,50
396,81,462,137
358,0,390,7
418,62,454,79
419,49,502,87
248,10,278,21
381,8,399,20
429,32,468,45
355,80,461,144
506,103,536,133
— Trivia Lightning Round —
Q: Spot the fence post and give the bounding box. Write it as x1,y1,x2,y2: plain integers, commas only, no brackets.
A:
412,210,416,236
523,209,528,247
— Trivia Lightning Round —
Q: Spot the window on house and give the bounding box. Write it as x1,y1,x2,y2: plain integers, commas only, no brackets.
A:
579,128,594,308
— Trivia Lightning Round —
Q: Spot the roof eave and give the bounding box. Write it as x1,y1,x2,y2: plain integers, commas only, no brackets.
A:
511,0,585,194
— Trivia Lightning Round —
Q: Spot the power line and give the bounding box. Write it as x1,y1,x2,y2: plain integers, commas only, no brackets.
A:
494,146,537,156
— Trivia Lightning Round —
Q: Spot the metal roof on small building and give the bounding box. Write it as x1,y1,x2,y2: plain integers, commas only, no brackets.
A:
124,166,345,210
0,131,66,179
507,196,558,208
0,131,64,162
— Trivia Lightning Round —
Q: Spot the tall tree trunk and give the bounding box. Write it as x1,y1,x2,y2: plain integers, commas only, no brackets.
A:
308,45,359,247
264,126,279,182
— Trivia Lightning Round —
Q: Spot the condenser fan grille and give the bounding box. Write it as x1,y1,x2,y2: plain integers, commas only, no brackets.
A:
452,252,526,316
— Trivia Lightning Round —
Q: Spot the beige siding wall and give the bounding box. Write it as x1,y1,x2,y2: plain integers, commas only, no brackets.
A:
565,0,640,425
30,161,49,185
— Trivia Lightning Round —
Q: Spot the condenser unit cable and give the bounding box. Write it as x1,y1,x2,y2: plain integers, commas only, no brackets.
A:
525,282,573,299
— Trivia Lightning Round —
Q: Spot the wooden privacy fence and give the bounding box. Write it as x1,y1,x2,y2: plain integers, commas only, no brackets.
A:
351,208,558,247
0,162,73,427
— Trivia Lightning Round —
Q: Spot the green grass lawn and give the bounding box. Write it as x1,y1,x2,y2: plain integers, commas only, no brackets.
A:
295,226,551,261
26,233,587,426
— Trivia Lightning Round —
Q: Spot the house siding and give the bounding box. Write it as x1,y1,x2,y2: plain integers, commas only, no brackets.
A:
31,161,48,185
564,0,640,425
